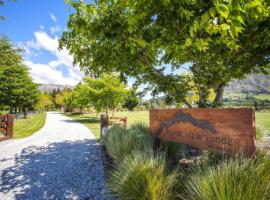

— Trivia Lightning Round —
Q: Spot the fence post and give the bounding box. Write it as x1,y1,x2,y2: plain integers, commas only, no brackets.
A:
100,114,109,139
6,114,14,139
124,117,128,127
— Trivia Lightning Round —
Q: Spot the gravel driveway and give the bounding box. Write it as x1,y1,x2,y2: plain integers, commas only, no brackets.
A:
0,112,111,200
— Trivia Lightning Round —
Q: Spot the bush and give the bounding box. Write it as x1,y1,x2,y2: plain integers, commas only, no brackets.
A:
102,124,152,161
108,150,179,200
181,153,270,200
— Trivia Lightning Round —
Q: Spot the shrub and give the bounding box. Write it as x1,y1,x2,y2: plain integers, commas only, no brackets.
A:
102,124,152,161
181,153,270,200
108,150,179,200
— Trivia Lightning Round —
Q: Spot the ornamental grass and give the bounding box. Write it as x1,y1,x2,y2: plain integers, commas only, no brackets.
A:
108,150,179,200
181,153,270,200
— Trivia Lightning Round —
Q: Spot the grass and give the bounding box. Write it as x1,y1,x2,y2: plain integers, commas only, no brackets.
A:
13,113,47,139
103,124,152,161
181,154,270,200
109,150,179,200
256,112,270,132
255,94,270,100
104,123,270,200
65,111,149,139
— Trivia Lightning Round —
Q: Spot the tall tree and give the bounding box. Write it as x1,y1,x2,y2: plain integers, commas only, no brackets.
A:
0,37,39,114
61,0,270,108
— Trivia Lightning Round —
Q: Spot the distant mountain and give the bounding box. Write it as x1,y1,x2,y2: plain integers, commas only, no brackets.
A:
37,83,74,92
225,73,270,95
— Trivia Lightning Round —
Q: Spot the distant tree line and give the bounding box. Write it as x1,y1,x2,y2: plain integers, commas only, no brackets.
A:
52,74,142,117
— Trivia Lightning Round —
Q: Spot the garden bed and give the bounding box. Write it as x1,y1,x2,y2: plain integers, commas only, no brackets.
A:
101,124,270,200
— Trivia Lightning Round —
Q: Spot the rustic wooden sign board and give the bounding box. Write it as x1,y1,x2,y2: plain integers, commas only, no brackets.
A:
150,108,256,156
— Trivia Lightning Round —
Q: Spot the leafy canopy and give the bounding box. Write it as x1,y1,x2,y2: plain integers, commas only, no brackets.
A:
61,0,270,107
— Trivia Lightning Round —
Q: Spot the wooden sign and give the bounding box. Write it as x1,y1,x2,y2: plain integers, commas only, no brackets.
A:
150,108,256,156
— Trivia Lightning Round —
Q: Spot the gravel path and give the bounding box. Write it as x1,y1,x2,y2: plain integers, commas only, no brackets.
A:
0,112,111,200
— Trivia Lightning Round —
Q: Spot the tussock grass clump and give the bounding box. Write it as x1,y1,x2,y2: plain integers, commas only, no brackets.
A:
102,124,152,161
109,150,179,200
181,154,270,200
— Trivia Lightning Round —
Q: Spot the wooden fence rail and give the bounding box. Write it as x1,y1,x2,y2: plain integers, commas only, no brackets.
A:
100,115,128,138
0,114,14,142
13,110,43,121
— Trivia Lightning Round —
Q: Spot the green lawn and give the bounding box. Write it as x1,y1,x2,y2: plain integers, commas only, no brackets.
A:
256,112,270,132
66,111,149,139
13,113,47,139
254,94,270,101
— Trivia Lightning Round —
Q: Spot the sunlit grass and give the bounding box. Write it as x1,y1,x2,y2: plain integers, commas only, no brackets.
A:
65,111,149,139
13,113,47,139
254,94,270,100
256,112,270,132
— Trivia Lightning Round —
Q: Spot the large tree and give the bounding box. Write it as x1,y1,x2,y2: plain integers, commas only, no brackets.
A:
0,37,39,114
61,0,270,107
84,74,127,116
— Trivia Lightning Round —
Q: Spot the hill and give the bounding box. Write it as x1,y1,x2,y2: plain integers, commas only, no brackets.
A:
225,73,270,95
37,84,74,92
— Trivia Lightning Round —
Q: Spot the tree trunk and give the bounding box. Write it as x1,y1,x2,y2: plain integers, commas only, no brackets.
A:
198,92,208,108
183,99,192,108
112,109,115,117
213,84,225,108
23,108,27,119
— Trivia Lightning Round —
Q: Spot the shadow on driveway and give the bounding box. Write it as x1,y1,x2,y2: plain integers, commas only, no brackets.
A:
0,140,110,200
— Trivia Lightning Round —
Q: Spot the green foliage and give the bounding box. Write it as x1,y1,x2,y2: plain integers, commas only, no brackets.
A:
108,150,179,200
0,37,39,113
35,92,53,111
103,124,152,161
122,88,140,111
181,154,270,200
84,74,127,115
61,0,270,107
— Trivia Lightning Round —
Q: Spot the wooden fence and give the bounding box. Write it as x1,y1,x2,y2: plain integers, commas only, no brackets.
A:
100,115,128,137
0,114,14,142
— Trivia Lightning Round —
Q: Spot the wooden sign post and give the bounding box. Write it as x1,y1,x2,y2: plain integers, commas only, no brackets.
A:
150,108,256,156
0,114,14,142
100,115,128,138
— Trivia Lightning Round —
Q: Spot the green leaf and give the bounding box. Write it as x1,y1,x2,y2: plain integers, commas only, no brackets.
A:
200,12,209,27
209,8,216,18
218,4,229,18
220,24,230,31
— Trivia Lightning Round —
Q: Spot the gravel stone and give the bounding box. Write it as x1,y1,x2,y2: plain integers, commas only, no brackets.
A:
0,112,112,200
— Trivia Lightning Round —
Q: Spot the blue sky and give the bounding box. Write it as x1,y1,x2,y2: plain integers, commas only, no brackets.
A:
0,0,84,85
0,0,189,99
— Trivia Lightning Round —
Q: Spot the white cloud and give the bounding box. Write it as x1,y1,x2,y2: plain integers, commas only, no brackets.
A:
17,42,32,55
24,60,79,85
50,13,57,23
21,30,83,86
50,25,61,35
